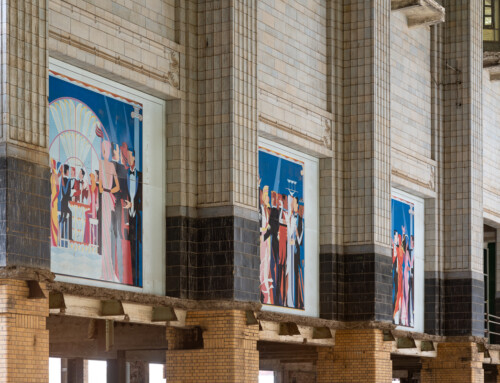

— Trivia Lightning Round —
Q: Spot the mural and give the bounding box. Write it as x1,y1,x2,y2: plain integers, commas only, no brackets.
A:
259,147,305,310
392,196,415,327
49,71,143,287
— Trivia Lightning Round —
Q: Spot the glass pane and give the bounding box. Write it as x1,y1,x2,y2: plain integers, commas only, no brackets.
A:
486,7,492,15
485,16,493,26
485,0,492,6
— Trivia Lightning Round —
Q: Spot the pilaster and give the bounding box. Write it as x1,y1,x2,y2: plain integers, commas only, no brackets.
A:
0,279,49,383
421,342,484,383
335,0,392,321
442,0,484,337
317,329,392,383
165,310,259,383
0,0,50,269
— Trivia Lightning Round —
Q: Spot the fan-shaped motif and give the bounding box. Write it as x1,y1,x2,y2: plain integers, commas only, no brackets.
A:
49,98,100,169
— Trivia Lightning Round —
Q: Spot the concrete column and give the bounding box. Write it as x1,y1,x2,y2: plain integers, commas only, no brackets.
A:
166,310,259,383
66,359,87,383
107,351,127,383
129,361,149,383
421,343,484,383
0,279,49,383
317,329,392,383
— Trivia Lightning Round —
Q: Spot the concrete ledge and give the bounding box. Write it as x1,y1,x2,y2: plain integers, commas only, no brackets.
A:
391,0,445,28
484,52,500,81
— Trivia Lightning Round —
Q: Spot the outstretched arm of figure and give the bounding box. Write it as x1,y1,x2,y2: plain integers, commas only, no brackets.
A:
111,174,120,194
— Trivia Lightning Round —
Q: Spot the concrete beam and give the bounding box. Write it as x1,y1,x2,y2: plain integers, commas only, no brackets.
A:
391,0,445,28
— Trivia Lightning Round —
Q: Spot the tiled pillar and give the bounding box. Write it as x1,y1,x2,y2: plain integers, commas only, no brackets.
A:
0,279,49,383
421,343,484,383
317,329,392,383
319,0,344,321
324,0,392,322
441,0,484,337
0,0,50,269
165,310,259,382
166,0,260,302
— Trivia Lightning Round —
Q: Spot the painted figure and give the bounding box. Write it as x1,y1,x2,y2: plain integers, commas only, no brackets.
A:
83,173,99,246
59,164,73,242
99,140,120,282
50,159,60,247
260,186,273,304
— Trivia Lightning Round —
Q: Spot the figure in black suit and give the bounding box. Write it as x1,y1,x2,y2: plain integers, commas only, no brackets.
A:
59,164,73,241
127,149,142,286
269,191,281,304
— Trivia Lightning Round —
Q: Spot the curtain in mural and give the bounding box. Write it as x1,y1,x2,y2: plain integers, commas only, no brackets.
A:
49,72,143,287
258,147,305,310
392,196,415,327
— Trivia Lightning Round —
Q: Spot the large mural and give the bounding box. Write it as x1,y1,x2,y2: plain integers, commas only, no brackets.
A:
259,147,305,310
392,196,415,327
49,71,143,287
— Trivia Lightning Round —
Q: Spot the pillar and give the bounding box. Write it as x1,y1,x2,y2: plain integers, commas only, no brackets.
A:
317,329,392,383
65,359,87,383
0,279,49,383
441,0,484,337
107,351,127,383
421,343,484,383
166,310,259,383
129,361,149,383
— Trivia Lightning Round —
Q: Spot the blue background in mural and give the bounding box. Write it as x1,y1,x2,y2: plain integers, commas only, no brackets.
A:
49,75,142,166
259,150,304,203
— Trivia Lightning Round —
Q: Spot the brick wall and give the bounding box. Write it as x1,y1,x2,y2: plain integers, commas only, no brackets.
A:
0,279,49,383
317,329,392,383
421,342,484,383
166,310,259,383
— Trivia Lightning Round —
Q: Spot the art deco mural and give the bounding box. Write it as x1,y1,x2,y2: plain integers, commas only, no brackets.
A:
392,196,415,327
258,147,305,310
49,71,143,287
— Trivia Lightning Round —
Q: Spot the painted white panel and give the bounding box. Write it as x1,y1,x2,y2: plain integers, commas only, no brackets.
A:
49,58,166,295
259,137,320,317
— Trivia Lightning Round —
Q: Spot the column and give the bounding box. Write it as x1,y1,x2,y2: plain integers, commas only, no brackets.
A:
166,310,259,382
66,359,87,383
0,279,49,383
317,329,392,383
421,343,484,383
442,0,484,337
0,0,50,268
169,0,259,301
340,0,392,321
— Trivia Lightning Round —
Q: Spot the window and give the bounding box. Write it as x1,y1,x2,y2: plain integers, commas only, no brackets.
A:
485,0,494,29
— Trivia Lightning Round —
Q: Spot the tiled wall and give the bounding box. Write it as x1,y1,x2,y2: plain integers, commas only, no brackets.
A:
258,0,327,111
391,11,432,160
482,70,500,221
